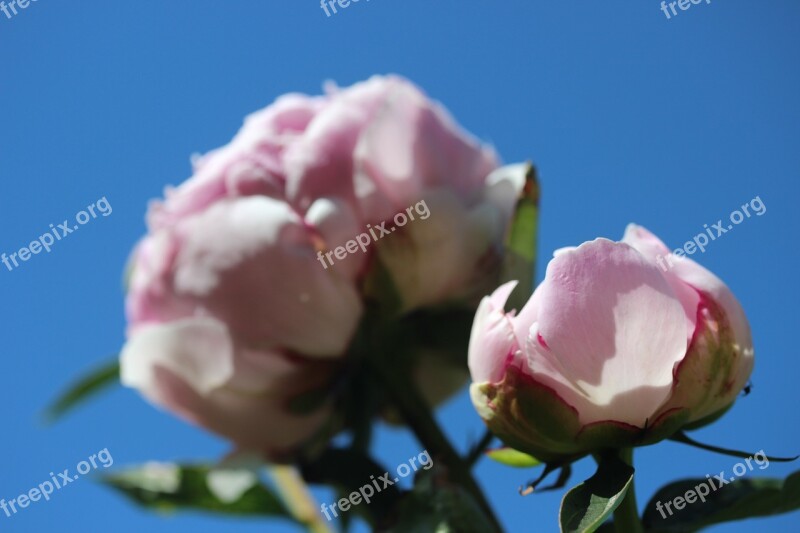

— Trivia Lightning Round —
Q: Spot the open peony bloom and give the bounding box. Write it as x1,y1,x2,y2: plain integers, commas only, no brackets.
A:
469,225,754,460
122,196,362,458
121,75,524,458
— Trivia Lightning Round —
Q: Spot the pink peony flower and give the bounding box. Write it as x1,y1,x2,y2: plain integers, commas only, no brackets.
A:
121,75,524,456
122,196,362,457
469,225,754,460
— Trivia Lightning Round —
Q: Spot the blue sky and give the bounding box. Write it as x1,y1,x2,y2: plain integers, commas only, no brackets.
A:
1,1,798,532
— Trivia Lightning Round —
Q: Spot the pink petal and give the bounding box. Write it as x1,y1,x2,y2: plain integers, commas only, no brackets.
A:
120,318,234,397
353,79,497,223
285,76,397,212
521,238,688,426
305,197,366,281
468,281,519,384
129,196,363,357
151,366,332,454
375,191,497,309
622,224,699,343
670,257,753,358
120,318,335,454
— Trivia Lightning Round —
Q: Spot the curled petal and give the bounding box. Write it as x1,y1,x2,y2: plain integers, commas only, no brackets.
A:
468,281,519,384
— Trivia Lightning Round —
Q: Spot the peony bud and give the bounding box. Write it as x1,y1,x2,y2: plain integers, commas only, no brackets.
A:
469,225,753,460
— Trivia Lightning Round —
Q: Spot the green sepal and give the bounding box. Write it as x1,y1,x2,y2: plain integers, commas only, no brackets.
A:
485,447,542,468
500,162,540,313
472,365,700,462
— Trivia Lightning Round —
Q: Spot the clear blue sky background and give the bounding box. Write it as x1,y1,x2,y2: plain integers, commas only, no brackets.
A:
1,1,798,532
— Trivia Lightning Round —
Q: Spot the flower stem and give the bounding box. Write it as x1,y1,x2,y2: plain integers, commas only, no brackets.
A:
613,448,643,533
466,429,495,467
270,465,333,533
368,357,503,531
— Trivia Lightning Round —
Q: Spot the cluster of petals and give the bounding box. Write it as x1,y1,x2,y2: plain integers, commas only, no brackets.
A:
121,75,523,455
469,225,753,457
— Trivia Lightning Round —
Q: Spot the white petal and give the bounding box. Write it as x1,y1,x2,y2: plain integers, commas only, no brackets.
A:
121,318,234,397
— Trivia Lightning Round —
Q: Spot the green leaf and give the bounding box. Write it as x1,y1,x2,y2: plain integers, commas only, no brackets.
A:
642,470,800,532
499,162,540,312
593,522,616,533
103,463,296,520
385,470,496,533
44,359,120,423
485,447,542,468
560,454,635,533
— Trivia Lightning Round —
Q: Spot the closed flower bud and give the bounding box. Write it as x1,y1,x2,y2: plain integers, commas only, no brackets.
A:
469,225,753,460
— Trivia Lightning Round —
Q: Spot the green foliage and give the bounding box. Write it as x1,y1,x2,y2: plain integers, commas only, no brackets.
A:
103,464,296,520
642,470,800,532
44,359,119,423
501,162,539,312
559,454,635,533
385,471,496,533
485,447,542,469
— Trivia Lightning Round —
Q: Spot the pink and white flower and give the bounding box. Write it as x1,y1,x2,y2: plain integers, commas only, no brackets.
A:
469,225,754,459
121,75,525,457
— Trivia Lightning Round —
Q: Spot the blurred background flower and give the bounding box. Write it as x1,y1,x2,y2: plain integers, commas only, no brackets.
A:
121,76,526,459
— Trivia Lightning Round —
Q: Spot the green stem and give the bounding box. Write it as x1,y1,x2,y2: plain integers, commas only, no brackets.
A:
368,358,503,532
671,431,799,462
466,429,495,467
269,465,334,533
613,448,643,533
